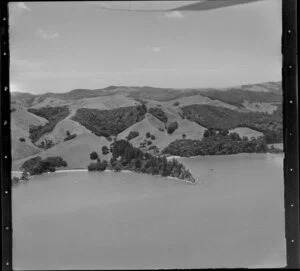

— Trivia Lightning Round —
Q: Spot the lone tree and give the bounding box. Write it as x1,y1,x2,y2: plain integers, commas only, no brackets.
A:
146,132,151,138
102,146,109,155
90,151,98,160
66,130,70,137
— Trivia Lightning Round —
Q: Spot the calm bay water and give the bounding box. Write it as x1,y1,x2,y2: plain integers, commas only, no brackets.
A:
12,154,286,269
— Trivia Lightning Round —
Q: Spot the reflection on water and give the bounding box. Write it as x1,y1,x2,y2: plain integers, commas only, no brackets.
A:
12,153,286,269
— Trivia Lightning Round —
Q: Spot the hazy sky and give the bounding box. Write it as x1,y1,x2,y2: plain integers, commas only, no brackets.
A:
9,0,282,94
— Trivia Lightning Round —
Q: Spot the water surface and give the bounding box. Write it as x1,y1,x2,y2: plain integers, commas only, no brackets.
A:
13,154,286,269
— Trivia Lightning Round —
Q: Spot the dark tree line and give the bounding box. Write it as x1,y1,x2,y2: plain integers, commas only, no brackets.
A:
162,132,270,157
28,106,70,143
181,104,282,143
20,156,67,175
148,107,168,123
72,104,147,138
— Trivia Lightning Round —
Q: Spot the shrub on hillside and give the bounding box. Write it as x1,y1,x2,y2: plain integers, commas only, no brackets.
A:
146,132,151,138
102,145,109,155
167,121,178,134
19,137,26,142
126,131,139,141
150,135,156,140
37,138,54,149
88,160,108,171
173,101,180,106
148,107,168,123
64,133,77,142
90,151,98,160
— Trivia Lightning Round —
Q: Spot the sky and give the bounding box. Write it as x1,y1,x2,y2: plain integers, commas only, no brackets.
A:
9,0,282,94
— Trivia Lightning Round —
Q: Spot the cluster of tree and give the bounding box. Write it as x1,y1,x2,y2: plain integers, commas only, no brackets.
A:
104,139,195,182
28,106,70,143
64,130,77,142
72,104,147,138
28,106,70,122
88,159,108,171
268,145,283,153
146,132,156,140
20,156,67,175
181,104,282,143
19,137,26,142
162,133,269,157
37,138,54,149
148,107,168,123
12,172,29,186
126,131,139,141
167,121,178,134
148,145,160,154
102,146,109,155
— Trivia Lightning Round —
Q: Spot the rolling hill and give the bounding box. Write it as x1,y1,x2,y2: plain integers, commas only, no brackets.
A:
11,81,282,170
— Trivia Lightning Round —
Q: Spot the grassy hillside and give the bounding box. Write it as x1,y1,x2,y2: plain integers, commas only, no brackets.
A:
28,106,70,143
198,89,282,107
11,81,283,167
181,104,282,130
12,133,111,170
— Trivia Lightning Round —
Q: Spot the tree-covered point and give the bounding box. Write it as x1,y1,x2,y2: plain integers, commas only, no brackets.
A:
71,104,147,138
105,139,195,182
181,104,282,143
148,107,168,123
20,156,67,175
28,106,70,143
126,131,139,141
162,133,269,157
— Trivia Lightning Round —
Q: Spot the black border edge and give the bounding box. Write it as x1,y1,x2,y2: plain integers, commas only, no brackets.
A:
1,0,12,270
282,0,299,269
0,0,299,270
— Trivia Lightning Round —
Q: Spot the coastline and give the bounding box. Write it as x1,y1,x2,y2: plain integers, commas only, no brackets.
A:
12,168,198,185
167,151,284,161
12,153,283,184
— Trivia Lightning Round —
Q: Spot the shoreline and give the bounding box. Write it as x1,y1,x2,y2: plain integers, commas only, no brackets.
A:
167,152,284,160
12,168,198,185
